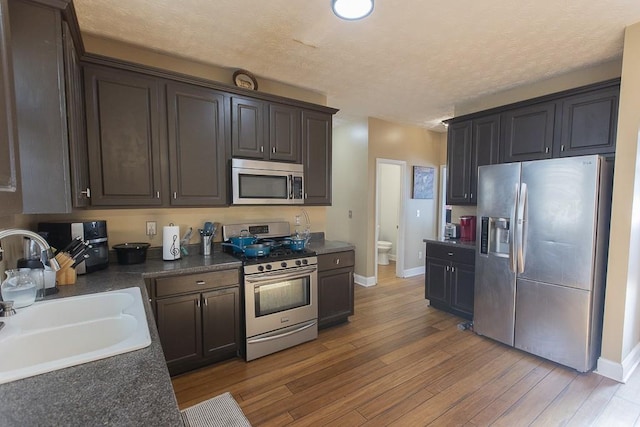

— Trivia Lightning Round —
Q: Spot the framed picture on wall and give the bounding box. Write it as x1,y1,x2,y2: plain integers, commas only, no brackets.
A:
412,166,434,199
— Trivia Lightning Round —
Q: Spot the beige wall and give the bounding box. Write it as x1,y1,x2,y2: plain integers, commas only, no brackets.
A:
326,120,369,277
366,118,446,279
600,21,640,379
83,35,327,105
455,59,622,116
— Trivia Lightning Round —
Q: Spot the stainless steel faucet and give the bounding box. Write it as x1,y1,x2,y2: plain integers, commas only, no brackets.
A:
0,229,60,271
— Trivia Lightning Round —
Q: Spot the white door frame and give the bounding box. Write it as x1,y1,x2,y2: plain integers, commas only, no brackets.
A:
375,158,407,283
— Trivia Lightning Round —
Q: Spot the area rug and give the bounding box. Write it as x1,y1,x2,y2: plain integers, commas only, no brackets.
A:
181,392,252,427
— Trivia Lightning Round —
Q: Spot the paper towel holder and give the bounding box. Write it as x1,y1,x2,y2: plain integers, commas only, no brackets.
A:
163,223,181,261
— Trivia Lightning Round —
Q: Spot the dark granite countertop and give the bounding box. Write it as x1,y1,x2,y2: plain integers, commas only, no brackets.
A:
423,238,477,250
0,238,349,425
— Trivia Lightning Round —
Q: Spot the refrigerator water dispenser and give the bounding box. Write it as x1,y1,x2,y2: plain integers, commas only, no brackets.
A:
480,216,510,257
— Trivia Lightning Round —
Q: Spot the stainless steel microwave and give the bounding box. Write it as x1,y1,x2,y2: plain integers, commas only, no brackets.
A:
231,159,304,205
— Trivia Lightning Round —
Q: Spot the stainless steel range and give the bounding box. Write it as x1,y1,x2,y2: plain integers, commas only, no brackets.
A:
223,221,318,361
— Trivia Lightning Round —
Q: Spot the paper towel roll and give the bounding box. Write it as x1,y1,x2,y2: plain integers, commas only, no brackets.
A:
163,225,181,261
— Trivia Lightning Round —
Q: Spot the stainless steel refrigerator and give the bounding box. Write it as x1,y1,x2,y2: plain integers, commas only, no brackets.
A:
474,155,613,372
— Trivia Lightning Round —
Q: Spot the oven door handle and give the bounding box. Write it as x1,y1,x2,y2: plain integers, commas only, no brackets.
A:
246,321,317,344
245,266,318,282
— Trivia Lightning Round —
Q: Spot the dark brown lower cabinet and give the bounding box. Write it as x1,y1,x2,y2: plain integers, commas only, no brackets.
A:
425,242,475,320
151,269,240,375
317,250,355,329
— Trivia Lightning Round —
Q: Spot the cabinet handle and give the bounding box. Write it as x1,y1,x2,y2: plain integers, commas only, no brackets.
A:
196,299,200,308
305,193,308,199
204,298,208,307
80,188,91,198
260,146,264,153
451,266,455,272
447,252,453,256
561,145,565,152
470,192,473,199
156,191,160,199
446,266,450,272
196,280,206,285
545,147,549,153
173,192,177,199
334,258,340,265
272,147,276,153
464,193,468,198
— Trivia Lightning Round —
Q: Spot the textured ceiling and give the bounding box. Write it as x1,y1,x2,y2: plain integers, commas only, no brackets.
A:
73,0,640,130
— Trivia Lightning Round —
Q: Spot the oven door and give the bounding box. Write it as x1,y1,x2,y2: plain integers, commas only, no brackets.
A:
244,265,317,338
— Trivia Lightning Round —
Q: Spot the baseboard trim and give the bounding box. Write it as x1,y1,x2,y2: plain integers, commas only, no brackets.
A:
596,341,640,383
354,274,376,287
402,266,425,278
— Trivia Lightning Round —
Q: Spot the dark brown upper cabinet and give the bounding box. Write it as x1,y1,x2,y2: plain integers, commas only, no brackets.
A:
166,82,227,206
302,109,332,205
501,101,556,163
446,114,500,205
231,96,301,163
446,121,472,205
0,0,21,215
84,65,164,206
10,0,73,213
63,21,90,208
446,79,619,206
558,86,618,157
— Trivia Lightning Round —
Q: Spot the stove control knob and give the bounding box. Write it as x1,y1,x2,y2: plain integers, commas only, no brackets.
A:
295,260,302,266
302,259,308,265
281,262,287,268
258,265,264,272
266,264,272,270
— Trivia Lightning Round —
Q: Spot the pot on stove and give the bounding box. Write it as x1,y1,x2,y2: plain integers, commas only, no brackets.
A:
226,229,257,253
221,242,270,257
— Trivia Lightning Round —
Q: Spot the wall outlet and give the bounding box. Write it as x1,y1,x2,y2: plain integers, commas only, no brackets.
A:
146,221,157,236
348,210,353,219
419,250,423,259
294,215,301,226
416,209,420,218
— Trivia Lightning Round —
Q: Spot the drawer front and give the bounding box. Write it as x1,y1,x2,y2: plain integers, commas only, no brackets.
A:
425,243,475,265
155,269,239,298
318,251,355,271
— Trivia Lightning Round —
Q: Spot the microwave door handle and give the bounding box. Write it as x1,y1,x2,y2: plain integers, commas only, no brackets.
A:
288,175,293,200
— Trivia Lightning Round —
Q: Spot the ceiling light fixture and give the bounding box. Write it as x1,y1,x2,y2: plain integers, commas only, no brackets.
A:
332,0,374,20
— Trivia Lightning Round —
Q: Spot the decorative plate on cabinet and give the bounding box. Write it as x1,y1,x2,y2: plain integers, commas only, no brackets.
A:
233,69,258,90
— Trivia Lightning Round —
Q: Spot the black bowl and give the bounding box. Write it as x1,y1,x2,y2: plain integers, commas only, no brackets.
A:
113,242,150,265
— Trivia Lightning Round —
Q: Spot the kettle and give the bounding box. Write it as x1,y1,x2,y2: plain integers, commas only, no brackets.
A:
1,268,42,308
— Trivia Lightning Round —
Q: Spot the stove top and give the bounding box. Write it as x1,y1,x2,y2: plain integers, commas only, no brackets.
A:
224,242,315,265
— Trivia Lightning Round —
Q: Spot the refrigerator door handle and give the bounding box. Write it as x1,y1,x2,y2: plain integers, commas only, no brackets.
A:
516,182,528,274
509,183,519,272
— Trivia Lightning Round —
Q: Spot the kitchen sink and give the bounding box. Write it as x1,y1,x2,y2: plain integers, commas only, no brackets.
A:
0,287,151,384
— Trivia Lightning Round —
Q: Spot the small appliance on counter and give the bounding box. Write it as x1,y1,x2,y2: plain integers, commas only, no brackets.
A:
444,223,460,239
38,221,109,274
459,216,477,241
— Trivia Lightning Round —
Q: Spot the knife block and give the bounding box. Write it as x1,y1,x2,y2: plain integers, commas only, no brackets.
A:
54,253,77,285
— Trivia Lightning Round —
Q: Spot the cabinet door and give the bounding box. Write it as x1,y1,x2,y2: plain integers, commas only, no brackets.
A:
318,267,354,328
156,293,203,366
0,0,21,214
85,65,163,206
202,287,239,359
166,82,227,206
450,262,475,318
446,120,472,204
302,109,332,205
425,257,448,305
470,114,500,204
269,103,300,162
62,21,89,208
502,102,555,162
231,96,265,159
558,86,618,157
10,0,71,213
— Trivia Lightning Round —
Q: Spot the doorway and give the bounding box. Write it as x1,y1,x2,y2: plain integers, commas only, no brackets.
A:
375,159,406,284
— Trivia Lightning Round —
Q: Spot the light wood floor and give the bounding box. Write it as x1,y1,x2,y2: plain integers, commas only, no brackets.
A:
172,263,640,426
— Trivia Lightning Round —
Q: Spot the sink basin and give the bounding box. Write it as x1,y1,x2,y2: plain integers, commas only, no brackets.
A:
0,287,151,384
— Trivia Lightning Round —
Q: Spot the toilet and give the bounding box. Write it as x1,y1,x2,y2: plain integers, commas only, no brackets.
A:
377,241,393,265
